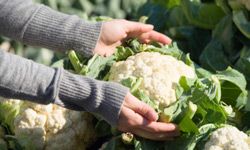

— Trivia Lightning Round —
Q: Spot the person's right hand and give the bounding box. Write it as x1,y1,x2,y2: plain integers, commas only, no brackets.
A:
117,92,180,141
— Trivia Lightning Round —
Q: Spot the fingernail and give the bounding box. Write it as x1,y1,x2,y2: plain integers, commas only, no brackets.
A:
147,24,154,29
163,36,172,45
169,124,179,131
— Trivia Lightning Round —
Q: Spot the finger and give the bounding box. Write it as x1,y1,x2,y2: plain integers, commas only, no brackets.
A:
142,122,180,134
139,31,172,44
118,107,179,141
124,108,179,136
130,115,180,136
131,119,179,140
132,128,175,141
118,105,157,130
124,93,158,121
134,102,158,121
118,111,176,141
125,21,154,36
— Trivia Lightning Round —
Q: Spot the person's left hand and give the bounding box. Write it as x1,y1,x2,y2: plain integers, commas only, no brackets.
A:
117,92,180,141
93,19,172,56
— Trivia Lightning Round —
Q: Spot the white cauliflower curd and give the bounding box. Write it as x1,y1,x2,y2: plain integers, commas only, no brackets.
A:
109,52,195,106
1,99,96,150
204,126,250,150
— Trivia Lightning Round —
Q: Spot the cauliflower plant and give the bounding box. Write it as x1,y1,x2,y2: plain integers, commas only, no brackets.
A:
204,126,250,150
109,52,195,106
0,99,96,150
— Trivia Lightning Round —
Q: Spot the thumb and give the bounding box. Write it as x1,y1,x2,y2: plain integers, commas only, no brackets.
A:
125,21,154,36
124,93,158,121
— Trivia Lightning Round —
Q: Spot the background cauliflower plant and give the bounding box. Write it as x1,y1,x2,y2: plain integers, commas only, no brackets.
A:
0,99,96,150
204,126,250,150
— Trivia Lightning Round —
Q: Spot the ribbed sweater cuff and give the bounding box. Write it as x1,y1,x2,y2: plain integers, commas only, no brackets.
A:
56,70,129,126
23,6,102,57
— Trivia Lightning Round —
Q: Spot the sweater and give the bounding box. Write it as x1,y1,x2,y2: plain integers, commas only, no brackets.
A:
0,0,129,126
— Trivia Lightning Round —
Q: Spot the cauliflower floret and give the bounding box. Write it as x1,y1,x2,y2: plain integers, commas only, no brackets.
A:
109,52,195,106
238,0,250,10
204,126,250,150
2,99,95,150
0,41,11,52
45,110,94,150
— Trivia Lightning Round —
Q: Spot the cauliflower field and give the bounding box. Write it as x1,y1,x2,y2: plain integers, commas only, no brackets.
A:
65,39,250,150
1,38,250,149
1,0,250,149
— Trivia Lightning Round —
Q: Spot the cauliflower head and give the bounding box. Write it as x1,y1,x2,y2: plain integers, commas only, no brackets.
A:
204,126,250,150
109,52,195,106
1,99,96,150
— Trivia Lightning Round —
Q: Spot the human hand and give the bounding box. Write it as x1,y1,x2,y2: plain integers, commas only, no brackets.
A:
94,19,172,56
117,92,180,141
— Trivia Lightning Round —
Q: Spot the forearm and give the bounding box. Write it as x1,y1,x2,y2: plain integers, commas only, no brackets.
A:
0,50,128,125
0,0,101,57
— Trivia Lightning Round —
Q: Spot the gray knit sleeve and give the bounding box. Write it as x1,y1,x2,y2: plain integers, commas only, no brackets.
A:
0,50,129,125
0,0,101,57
